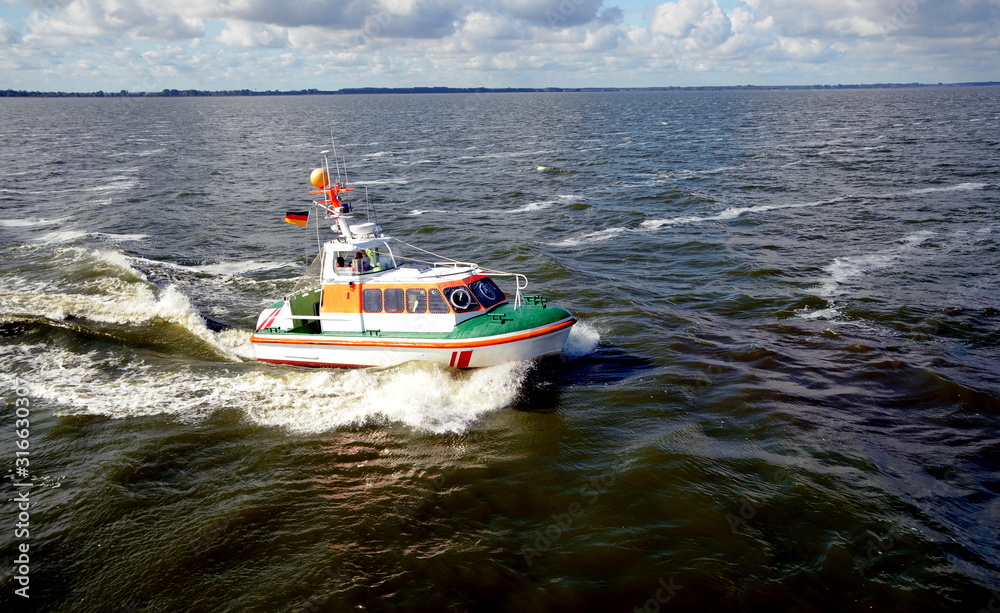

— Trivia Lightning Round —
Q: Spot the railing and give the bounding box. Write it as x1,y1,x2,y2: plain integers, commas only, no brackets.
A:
488,272,528,309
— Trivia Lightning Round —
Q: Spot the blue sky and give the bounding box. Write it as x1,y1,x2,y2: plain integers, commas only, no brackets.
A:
0,0,996,92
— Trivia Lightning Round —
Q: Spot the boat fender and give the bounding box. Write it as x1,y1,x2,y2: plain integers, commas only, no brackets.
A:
449,288,472,310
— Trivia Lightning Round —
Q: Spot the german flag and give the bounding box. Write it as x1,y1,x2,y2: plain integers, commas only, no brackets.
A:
283,211,309,227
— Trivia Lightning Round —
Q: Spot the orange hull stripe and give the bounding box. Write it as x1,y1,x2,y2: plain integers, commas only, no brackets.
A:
250,317,576,350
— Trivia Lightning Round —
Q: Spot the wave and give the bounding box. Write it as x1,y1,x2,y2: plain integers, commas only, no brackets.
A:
905,182,988,196
0,217,70,228
552,181,988,247
536,166,576,174
795,231,937,321
795,306,843,320
642,198,839,230
182,260,297,276
565,320,601,358
0,338,533,434
85,175,140,193
549,226,633,247
0,282,250,362
244,360,532,434
33,231,149,244
511,201,555,213
814,231,934,299
0,246,250,361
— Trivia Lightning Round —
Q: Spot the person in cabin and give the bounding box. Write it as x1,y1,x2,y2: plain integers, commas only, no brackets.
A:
336,255,346,268
352,251,371,273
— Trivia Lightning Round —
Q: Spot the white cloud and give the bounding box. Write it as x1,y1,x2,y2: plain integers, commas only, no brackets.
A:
23,0,204,43
650,0,712,38
217,20,289,48
0,0,996,91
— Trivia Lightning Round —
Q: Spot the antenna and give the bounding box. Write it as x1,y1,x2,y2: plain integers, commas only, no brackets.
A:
341,147,350,187
330,134,346,186
366,186,378,228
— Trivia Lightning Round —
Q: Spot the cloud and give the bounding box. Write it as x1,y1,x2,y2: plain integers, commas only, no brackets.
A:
739,0,999,41
217,20,289,48
499,0,605,28
651,0,715,38
205,0,373,30
0,18,23,45
0,0,997,91
23,0,205,43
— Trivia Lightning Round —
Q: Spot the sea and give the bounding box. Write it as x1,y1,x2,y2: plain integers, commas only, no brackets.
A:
0,87,998,612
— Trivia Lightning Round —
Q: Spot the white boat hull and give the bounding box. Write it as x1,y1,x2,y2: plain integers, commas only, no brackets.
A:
250,317,575,369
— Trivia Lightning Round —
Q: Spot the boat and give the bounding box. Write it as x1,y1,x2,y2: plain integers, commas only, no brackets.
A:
250,149,577,369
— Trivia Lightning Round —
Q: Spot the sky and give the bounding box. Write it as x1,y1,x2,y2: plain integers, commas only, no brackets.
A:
0,0,997,92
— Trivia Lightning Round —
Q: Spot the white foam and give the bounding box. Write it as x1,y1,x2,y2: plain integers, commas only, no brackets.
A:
32,231,148,244
512,201,555,213
630,181,986,237
409,209,448,216
93,232,149,242
906,182,987,195
0,217,69,228
2,343,528,434
245,360,531,434
0,269,245,362
86,176,140,193
549,226,632,247
126,256,297,279
642,198,835,230
795,306,843,320
815,231,934,298
640,215,709,230
565,320,601,358
185,261,297,276
34,230,90,244
91,249,148,281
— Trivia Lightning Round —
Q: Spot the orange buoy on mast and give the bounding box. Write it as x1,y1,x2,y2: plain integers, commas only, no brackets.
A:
310,167,330,188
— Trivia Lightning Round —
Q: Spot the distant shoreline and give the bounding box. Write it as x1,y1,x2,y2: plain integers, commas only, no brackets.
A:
2,82,998,98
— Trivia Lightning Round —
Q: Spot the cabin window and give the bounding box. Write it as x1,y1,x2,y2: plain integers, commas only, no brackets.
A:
469,278,506,308
428,289,450,313
406,289,427,313
443,286,481,313
384,288,404,313
362,289,382,313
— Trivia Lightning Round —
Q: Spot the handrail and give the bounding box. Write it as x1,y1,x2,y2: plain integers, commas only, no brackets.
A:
487,272,528,309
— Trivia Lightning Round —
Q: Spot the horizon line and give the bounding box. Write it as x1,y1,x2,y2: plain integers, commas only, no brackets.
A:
3,81,999,98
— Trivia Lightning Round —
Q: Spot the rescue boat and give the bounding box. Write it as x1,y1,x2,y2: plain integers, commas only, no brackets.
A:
250,150,576,369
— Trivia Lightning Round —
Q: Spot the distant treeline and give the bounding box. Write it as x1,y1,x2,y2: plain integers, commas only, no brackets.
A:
2,82,999,98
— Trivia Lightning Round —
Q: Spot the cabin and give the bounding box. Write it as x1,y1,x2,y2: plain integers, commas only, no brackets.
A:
278,234,509,336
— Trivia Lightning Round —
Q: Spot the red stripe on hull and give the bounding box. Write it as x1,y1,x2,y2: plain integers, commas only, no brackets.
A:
257,308,281,331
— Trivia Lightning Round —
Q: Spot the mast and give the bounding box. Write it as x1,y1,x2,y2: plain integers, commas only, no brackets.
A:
310,150,355,239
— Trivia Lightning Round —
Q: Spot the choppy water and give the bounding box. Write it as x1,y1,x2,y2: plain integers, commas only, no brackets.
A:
1,88,999,612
